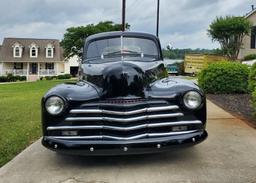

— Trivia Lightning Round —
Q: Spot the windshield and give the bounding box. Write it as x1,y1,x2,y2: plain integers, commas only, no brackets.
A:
85,37,159,62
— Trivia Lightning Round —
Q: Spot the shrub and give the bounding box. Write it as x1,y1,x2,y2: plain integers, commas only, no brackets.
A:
6,74,17,82
41,74,71,81
57,75,64,80
19,76,26,81
57,74,72,80
252,89,256,115
63,74,72,79
0,75,26,82
249,63,256,92
0,76,8,82
244,54,256,61
198,62,250,94
45,76,53,80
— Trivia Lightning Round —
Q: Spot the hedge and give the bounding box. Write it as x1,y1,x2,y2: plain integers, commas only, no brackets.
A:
252,89,256,115
251,64,256,115
0,74,26,83
249,63,256,92
243,54,256,61
57,74,72,80
198,62,250,94
40,74,72,81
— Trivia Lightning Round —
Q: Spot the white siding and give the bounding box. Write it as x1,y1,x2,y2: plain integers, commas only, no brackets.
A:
239,12,256,59
64,56,79,74
0,63,3,75
57,63,65,74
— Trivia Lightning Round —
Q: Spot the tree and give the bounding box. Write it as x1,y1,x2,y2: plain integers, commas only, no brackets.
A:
61,21,130,59
208,16,251,61
162,48,223,59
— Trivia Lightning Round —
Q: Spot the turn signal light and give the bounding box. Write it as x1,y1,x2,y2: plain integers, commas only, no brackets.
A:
172,126,188,132
62,131,78,136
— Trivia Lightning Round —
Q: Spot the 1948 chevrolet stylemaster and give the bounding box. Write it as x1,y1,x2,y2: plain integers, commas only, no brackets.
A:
41,31,207,155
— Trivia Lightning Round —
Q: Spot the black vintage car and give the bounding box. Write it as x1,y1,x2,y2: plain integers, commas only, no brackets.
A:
41,31,207,155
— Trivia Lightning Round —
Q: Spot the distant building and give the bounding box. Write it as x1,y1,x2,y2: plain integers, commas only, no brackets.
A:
239,8,256,59
0,38,66,81
64,55,80,77
0,37,79,81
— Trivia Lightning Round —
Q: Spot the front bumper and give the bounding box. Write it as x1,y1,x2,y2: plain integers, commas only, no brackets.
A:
42,130,207,155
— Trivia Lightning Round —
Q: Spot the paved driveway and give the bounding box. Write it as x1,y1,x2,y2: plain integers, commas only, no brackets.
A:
0,101,256,183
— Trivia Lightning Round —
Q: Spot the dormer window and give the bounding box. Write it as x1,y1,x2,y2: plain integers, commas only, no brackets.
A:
13,43,23,58
15,47,20,57
47,48,53,57
31,48,36,56
46,44,54,58
30,43,38,58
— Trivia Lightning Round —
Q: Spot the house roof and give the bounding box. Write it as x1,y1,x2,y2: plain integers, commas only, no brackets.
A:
245,9,256,18
0,38,64,62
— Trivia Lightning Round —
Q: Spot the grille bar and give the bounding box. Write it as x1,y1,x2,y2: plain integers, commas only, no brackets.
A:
48,130,198,140
69,105,179,115
47,120,202,131
65,113,184,123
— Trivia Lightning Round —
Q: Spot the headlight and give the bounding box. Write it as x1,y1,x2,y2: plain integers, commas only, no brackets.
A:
183,91,202,109
45,96,65,115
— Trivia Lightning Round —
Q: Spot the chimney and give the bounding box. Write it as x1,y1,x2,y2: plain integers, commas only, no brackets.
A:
252,5,254,11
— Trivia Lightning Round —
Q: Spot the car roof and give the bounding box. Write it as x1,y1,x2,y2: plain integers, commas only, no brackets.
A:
85,31,159,42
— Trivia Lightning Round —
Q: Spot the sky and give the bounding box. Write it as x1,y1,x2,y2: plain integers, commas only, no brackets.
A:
0,0,255,49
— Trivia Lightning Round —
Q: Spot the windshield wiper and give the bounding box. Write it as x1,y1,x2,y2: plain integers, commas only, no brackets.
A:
104,50,141,56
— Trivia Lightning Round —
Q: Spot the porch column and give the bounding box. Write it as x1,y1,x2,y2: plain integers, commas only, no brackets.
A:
27,62,29,78
1,62,4,75
56,62,58,75
38,62,40,79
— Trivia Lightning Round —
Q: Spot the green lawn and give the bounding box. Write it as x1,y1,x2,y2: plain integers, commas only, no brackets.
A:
0,80,74,167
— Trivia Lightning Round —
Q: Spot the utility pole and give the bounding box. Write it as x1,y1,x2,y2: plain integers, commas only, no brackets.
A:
122,0,126,31
156,0,160,37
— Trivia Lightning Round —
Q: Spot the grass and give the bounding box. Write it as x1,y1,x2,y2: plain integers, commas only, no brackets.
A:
0,80,74,167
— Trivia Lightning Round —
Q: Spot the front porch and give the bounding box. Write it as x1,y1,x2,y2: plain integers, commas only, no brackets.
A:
2,62,64,81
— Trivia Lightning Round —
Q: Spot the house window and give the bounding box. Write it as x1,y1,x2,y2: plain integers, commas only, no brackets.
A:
32,48,36,56
47,48,53,57
45,63,54,70
251,26,256,49
14,63,23,69
46,44,54,58
30,44,38,58
13,46,22,58
15,47,20,57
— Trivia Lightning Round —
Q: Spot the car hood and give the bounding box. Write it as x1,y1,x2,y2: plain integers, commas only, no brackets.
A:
43,77,202,103
80,60,166,98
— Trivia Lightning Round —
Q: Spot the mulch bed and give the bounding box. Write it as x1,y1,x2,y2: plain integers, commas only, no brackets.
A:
207,94,256,128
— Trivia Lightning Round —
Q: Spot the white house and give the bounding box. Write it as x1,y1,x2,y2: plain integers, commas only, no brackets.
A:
239,7,256,59
0,38,66,81
64,55,79,77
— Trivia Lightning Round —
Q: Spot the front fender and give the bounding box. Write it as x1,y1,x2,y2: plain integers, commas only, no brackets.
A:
43,81,100,102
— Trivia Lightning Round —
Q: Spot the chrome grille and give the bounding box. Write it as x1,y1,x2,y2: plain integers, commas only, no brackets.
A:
47,99,203,140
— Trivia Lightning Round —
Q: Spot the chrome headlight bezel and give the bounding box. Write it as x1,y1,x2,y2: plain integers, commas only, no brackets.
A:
183,91,202,110
45,96,66,115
